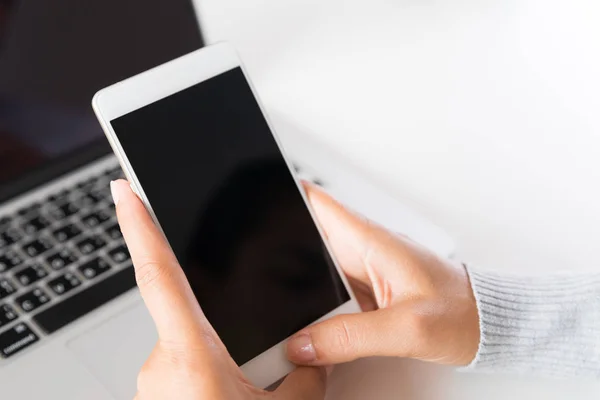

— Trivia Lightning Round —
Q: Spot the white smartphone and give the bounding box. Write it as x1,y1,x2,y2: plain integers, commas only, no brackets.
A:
92,43,361,388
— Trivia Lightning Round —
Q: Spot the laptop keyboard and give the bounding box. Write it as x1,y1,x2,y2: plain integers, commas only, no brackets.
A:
0,162,325,360
0,166,137,359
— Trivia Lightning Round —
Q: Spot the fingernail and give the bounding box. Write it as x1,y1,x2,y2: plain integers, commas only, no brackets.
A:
287,333,316,363
110,181,120,206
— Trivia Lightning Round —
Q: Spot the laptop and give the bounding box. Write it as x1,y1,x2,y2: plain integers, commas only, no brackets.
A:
0,1,206,399
0,1,455,399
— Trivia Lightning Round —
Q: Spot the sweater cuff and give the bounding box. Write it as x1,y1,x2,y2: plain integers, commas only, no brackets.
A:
461,265,600,378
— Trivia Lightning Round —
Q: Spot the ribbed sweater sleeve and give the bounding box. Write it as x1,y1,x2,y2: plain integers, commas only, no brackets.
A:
463,266,600,378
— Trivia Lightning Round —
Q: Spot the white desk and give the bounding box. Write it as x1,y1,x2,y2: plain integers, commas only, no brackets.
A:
195,0,600,398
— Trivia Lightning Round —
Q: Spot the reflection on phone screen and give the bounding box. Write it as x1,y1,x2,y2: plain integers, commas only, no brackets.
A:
110,67,350,365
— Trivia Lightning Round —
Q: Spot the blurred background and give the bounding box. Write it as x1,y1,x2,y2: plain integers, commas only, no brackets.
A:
194,0,600,399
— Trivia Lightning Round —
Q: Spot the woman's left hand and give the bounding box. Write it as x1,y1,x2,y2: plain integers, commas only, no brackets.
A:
110,180,327,400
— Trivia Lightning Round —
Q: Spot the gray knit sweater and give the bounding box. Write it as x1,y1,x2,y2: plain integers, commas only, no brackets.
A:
464,266,600,378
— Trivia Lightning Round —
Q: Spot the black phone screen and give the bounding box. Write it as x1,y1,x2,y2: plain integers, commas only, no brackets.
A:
110,67,350,365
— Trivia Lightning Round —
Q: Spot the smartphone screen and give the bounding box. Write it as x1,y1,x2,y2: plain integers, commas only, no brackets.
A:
109,67,351,365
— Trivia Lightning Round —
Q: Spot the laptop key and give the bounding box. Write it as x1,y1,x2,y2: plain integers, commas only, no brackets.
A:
49,202,80,220
17,202,41,217
48,273,81,296
0,323,39,358
76,235,107,255
105,167,124,180
76,177,98,192
47,189,70,203
0,228,22,249
90,185,111,201
0,304,18,328
46,249,78,271
52,223,82,243
0,279,17,300
81,209,112,228
88,191,106,204
77,193,101,207
0,250,23,273
22,214,52,234
16,288,51,312
14,263,48,287
22,236,54,257
104,223,122,240
108,245,130,264
78,257,111,280
33,264,136,334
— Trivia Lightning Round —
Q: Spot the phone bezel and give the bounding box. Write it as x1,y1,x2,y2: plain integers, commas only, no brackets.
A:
92,42,361,389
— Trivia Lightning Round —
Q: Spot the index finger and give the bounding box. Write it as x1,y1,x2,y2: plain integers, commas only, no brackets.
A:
110,179,217,348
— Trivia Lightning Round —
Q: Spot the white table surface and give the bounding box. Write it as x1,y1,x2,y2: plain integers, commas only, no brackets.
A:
195,0,600,398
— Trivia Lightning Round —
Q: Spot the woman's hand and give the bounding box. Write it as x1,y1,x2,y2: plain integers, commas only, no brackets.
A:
110,180,327,400
286,184,480,367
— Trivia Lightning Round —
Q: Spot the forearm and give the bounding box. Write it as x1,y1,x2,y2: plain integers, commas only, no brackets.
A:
464,266,600,378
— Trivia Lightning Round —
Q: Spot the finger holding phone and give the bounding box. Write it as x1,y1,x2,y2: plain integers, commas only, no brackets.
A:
111,180,327,400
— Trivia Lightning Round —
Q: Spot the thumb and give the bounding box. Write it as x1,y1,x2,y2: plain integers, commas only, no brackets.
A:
273,367,327,400
287,308,419,365
304,184,408,294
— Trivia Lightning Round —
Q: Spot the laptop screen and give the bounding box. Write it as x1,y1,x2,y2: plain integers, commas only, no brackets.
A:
0,0,203,194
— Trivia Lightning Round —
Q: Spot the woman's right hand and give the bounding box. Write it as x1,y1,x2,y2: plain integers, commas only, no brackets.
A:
287,184,481,367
